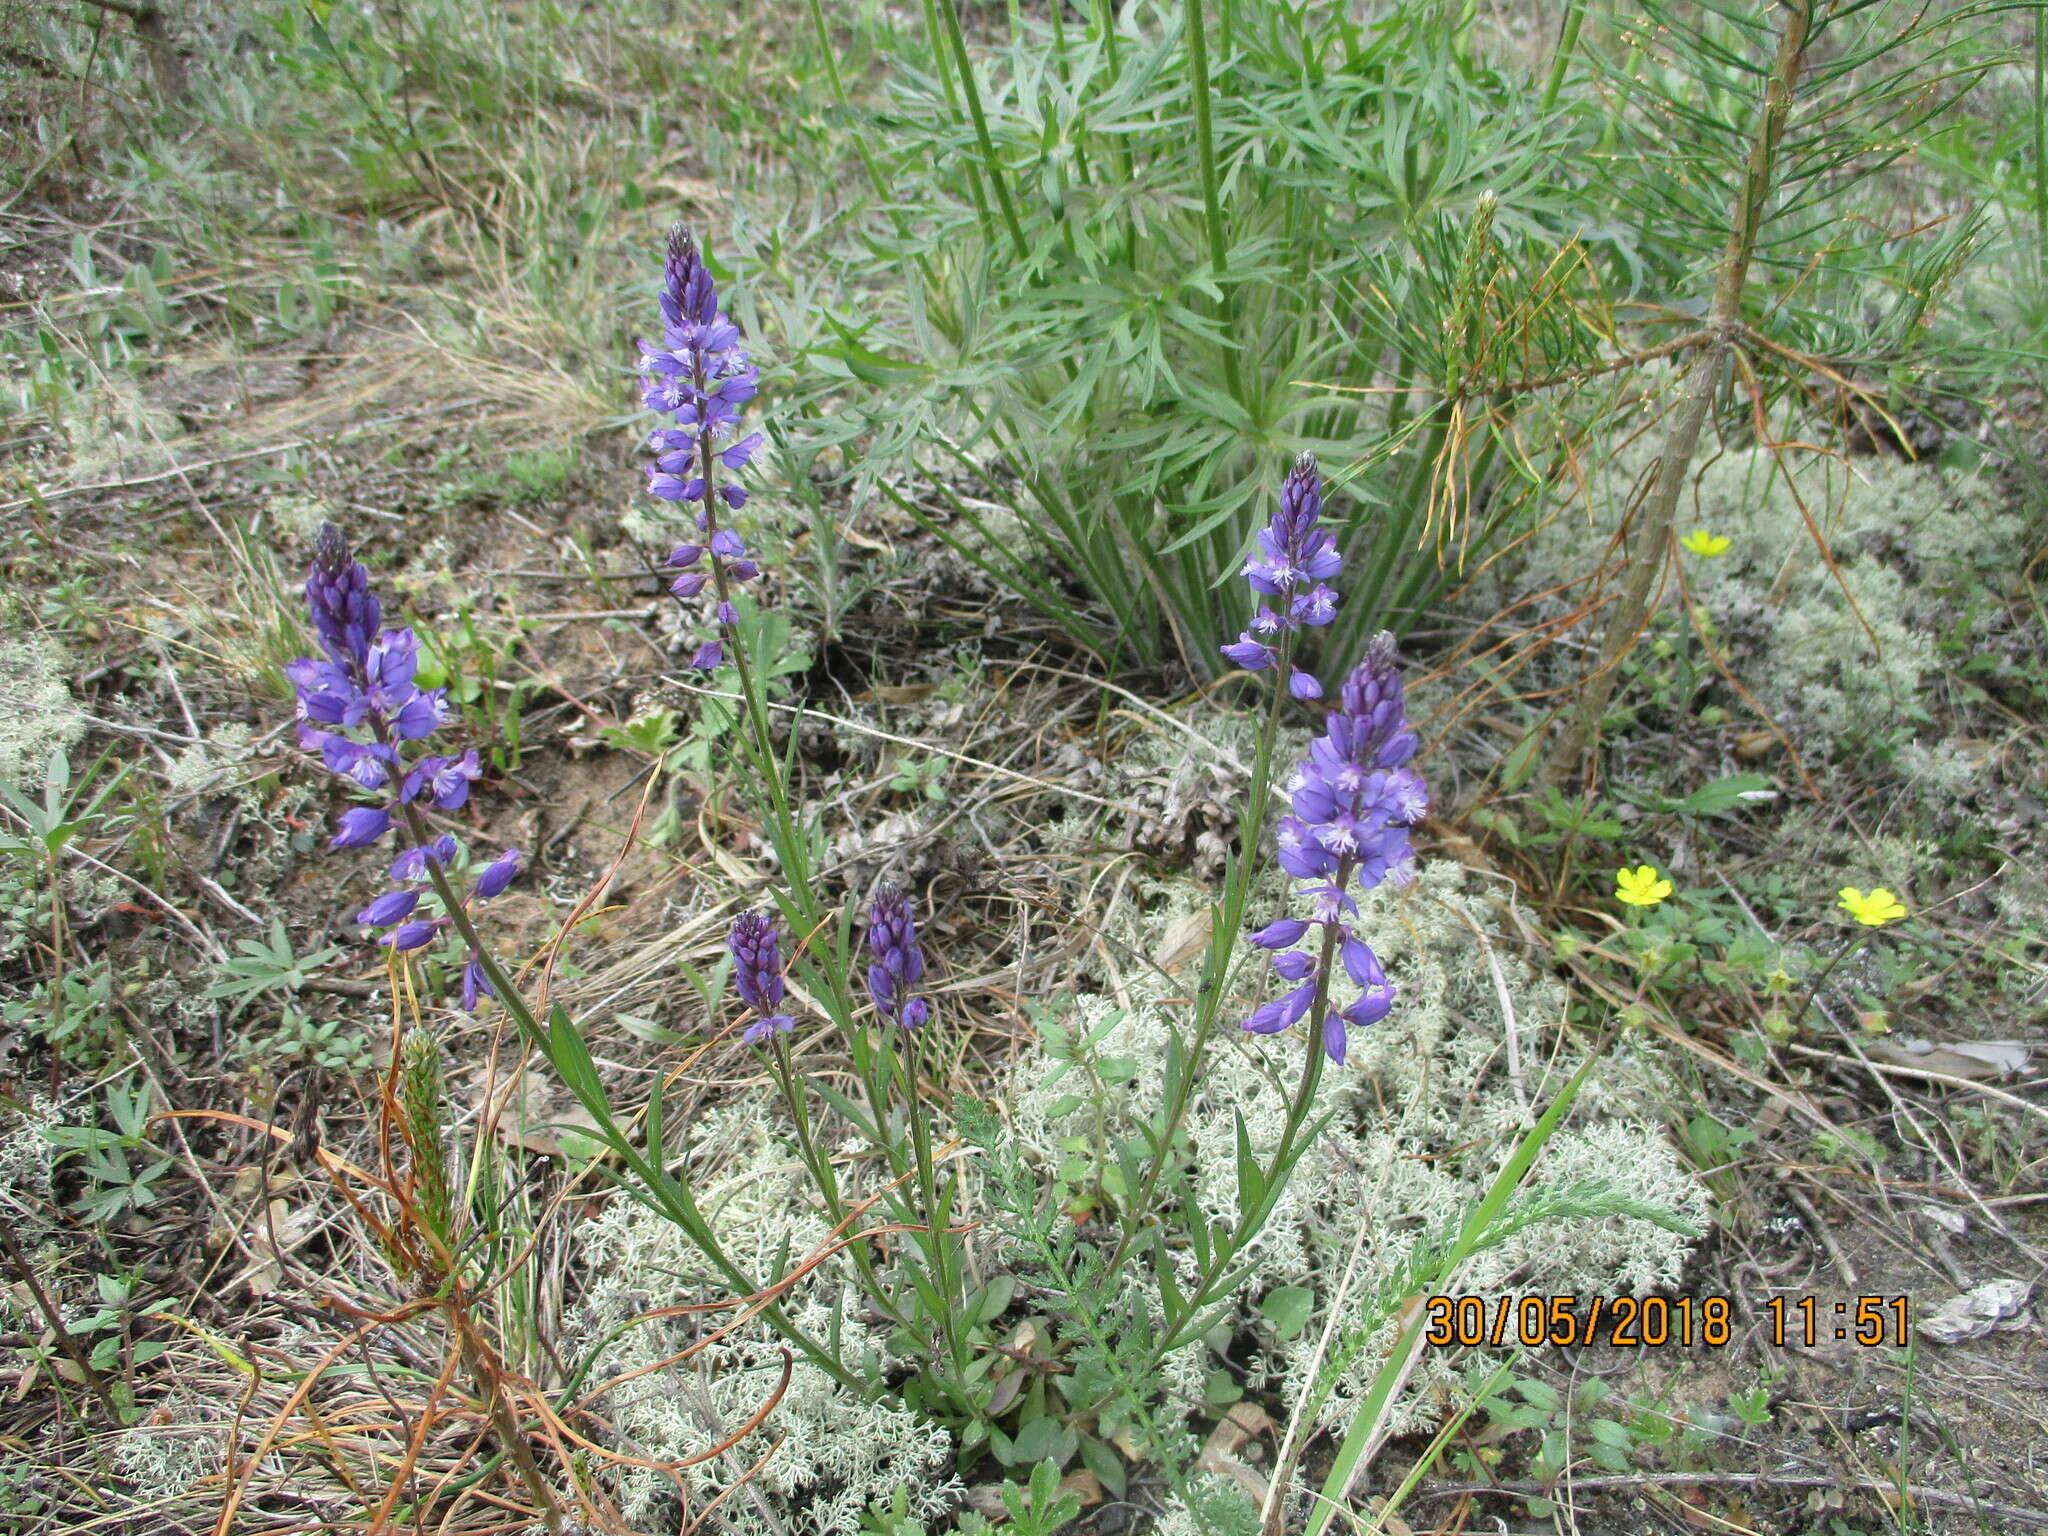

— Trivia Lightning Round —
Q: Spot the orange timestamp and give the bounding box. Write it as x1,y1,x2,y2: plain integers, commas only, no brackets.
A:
1422,1294,1915,1349
1422,1294,1736,1349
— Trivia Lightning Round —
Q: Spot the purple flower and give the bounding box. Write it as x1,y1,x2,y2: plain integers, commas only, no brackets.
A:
288,524,525,1012
1221,454,1342,681
1241,632,1425,1064
305,522,381,668
472,848,521,901
1250,919,1309,949
357,888,421,928
1222,636,1276,672
390,835,460,883
640,227,768,671
865,884,929,1028
743,1012,795,1046
403,749,482,811
332,806,393,849
728,910,793,1043
461,954,494,1011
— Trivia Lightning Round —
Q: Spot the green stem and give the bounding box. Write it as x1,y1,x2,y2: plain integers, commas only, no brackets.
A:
1146,865,1350,1367
1303,1027,1623,1534
1092,0,1141,267
938,0,1030,260
1103,624,1299,1277
805,0,892,206
2035,5,2047,248
1184,0,1242,398
1786,930,1871,1034
920,0,999,248
1542,0,1588,114
902,1025,971,1387
1242,912,1344,1246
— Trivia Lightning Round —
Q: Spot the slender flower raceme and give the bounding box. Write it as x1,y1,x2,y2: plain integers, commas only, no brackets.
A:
639,226,767,670
864,885,929,1029
287,524,522,1005
1221,453,1342,701
728,911,794,1044
1243,633,1425,1065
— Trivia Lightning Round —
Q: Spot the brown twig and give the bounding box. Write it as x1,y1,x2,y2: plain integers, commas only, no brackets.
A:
1543,0,1815,785
0,1219,122,1420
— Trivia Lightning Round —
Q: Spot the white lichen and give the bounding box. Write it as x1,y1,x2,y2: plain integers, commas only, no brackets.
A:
572,1104,962,1534
0,633,84,790
1007,860,1708,1438
1546,443,2017,745
107,1390,229,1497
571,858,1705,1527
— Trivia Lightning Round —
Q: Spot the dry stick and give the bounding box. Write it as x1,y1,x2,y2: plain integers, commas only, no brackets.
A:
1541,0,1814,786
1782,1041,2048,1131
0,1219,122,1421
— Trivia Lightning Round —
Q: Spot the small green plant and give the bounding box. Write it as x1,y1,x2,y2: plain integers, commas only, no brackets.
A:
45,1075,174,1224
0,749,134,1064
975,1461,1082,1536
237,1003,375,1074
887,754,949,802
204,919,344,1017
413,604,542,772
600,707,683,759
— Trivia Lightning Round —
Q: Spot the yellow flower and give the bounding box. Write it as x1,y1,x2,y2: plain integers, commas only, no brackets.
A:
1838,887,1906,927
1615,865,1673,907
1680,530,1732,557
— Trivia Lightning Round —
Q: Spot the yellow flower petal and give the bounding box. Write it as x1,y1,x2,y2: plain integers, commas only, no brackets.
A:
1680,530,1732,557
1837,886,1906,926
1615,864,1673,907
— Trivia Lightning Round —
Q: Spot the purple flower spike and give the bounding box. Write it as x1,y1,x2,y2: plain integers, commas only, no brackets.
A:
305,522,381,668
1239,632,1425,1065
1221,455,1341,705
728,910,791,1043
638,226,767,665
288,523,516,1011
865,884,929,1028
